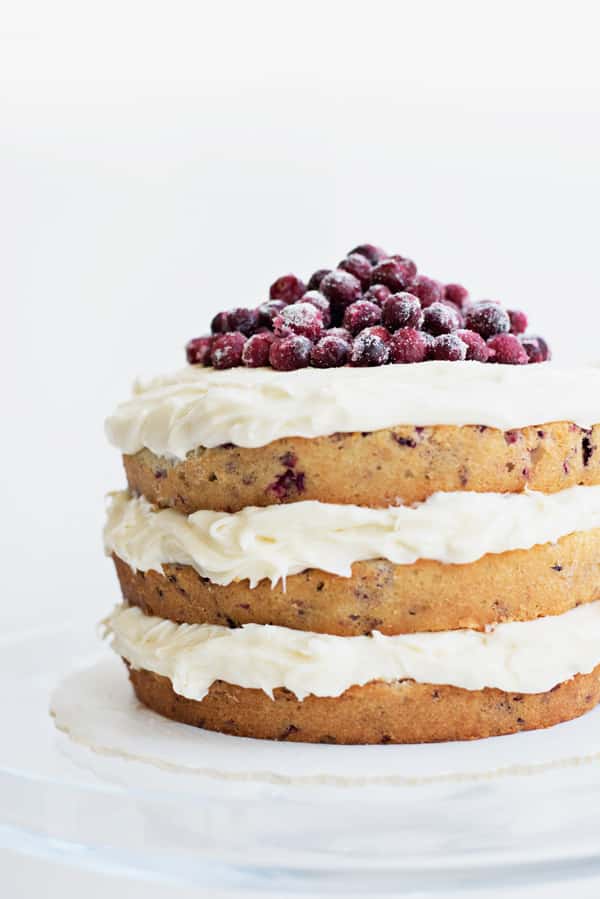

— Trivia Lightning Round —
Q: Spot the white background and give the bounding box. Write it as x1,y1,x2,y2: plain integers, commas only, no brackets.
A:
2,0,600,896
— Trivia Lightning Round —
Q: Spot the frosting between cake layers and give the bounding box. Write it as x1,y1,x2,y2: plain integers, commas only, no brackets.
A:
105,486,600,587
104,361,600,458
104,601,600,698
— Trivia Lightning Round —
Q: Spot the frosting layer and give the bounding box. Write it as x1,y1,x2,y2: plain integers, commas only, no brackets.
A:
104,602,600,698
105,362,600,458
105,486,600,587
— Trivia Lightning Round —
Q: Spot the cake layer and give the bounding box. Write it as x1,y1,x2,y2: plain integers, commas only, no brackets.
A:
123,422,600,514
113,526,600,635
105,487,600,588
127,665,600,744
104,602,600,698
105,362,600,458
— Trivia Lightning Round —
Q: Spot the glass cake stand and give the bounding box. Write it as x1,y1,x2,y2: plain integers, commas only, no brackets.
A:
3,618,600,894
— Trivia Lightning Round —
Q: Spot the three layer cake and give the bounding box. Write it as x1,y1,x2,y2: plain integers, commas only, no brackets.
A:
103,245,600,743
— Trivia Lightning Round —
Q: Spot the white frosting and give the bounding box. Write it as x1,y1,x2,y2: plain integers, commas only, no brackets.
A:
105,362,600,458
105,486,600,587
104,602,600,698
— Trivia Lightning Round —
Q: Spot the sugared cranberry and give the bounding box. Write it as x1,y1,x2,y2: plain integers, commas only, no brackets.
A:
325,327,353,342
487,333,529,365
508,309,528,335
186,336,213,365
343,300,382,335
465,301,510,339
242,332,275,367
361,325,391,342
338,253,372,288
211,332,246,369
369,259,414,292
410,275,444,308
306,268,331,291
319,270,362,317
441,299,465,327
444,284,469,308
311,334,351,368
382,293,423,331
388,256,418,281
269,335,312,371
431,333,467,361
456,329,491,362
257,299,286,328
302,290,331,327
363,284,391,307
350,328,390,366
227,307,260,336
519,335,551,363
211,311,231,333
274,302,324,341
389,328,429,363
422,301,460,336
269,273,306,304
349,244,387,264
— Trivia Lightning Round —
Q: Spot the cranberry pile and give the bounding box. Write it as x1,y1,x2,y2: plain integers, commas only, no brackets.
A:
186,244,551,370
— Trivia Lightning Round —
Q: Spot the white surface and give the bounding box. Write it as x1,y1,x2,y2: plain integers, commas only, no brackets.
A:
3,0,600,895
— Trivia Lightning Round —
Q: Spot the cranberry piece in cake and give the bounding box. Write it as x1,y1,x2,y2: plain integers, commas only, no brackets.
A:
257,299,287,328
368,259,414,292
389,328,429,363
319,270,362,317
519,335,551,363
311,334,351,368
186,336,213,365
362,284,391,307
422,301,461,335
350,327,391,366
242,332,275,367
508,309,528,335
456,329,491,362
444,283,470,308
269,334,312,370
431,333,468,361
227,307,260,336
382,293,423,331
487,333,529,365
343,300,382,335
302,290,332,327
348,243,387,264
211,332,246,369
306,268,331,291
410,275,444,308
269,273,306,304
274,302,324,341
338,253,372,287
465,301,510,339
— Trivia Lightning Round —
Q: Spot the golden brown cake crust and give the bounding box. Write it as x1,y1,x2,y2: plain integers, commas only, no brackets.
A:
123,422,600,514
127,664,600,744
113,527,600,636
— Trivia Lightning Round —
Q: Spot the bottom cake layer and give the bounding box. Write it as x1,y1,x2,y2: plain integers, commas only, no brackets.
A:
127,664,600,744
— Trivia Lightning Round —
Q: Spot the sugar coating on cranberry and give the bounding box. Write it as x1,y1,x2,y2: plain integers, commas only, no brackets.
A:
444,283,469,308
343,300,382,335
211,311,231,333
456,329,491,362
311,334,351,368
269,273,306,304
211,332,246,369
319,270,362,316
242,332,275,367
422,301,460,336
349,244,387,264
369,259,414,292
186,336,213,365
338,253,372,287
508,309,528,335
257,299,286,328
465,301,510,339
410,275,444,308
431,333,467,361
306,268,331,291
227,307,259,336
520,335,551,363
350,328,390,366
269,334,312,371
302,290,332,327
389,328,429,363
274,302,324,341
325,327,353,342
382,293,423,331
388,256,418,282
362,284,391,307
487,333,528,365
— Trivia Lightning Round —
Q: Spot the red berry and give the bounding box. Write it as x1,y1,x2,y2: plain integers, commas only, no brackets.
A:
362,284,391,306
410,275,444,308
325,327,353,342
211,311,231,333
227,307,260,336
349,244,387,264
465,301,510,339
306,268,331,291
389,328,429,363
343,300,382,335
508,309,528,335
186,336,213,365
257,299,286,328
456,329,491,362
422,301,460,336
319,270,362,317
444,284,469,308
431,333,467,361
369,259,414,292
242,332,275,367
274,302,324,341
311,334,351,368
338,253,372,288
211,332,246,369
269,335,312,371
302,290,331,327
269,273,306,304
519,335,551,363
487,333,528,365
388,256,418,282
382,293,423,331
350,328,391,366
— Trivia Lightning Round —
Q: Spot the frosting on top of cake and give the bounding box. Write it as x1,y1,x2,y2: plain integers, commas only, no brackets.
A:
105,361,600,458
104,601,600,698
105,486,600,587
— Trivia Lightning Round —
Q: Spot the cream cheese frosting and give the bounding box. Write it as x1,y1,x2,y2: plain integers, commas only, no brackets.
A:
104,601,600,698
105,486,600,587
105,361,600,458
